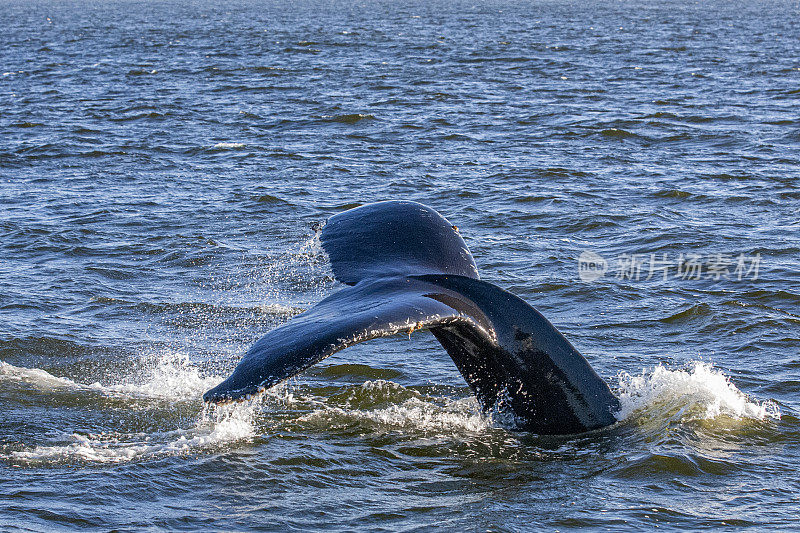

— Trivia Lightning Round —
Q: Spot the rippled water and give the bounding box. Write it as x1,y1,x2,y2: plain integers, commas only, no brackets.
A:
2,0,799,530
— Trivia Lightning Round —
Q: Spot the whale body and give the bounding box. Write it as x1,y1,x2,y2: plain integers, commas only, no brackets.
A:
204,201,620,434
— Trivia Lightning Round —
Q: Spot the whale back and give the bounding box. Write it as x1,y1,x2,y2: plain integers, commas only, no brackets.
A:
320,201,479,285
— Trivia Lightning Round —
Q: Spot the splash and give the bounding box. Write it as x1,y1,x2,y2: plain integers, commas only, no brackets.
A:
298,380,492,434
615,362,781,422
1,354,262,465
102,352,222,399
1,360,83,391
4,353,783,466
0,352,219,401
9,402,258,465
220,228,333,313
1,232,337,466
353,396,491,433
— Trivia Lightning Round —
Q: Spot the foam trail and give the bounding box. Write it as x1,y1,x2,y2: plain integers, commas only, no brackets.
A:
298,380,492,434
2,355,261,464
9,402,258,465
615,362,781,422
4,358,781,465
0,361,83,390
0,353,220,401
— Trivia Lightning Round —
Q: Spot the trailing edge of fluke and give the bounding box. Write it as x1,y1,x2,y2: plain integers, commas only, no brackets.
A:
203,200,620,435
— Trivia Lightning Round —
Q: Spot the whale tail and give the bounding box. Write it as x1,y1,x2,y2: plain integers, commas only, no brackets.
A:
203,201,620,434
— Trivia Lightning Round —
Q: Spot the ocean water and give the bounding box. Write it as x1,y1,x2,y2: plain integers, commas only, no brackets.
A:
1,0,799,530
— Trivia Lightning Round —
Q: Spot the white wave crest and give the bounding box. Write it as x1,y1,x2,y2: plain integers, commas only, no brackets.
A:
2,354,260,464
0,353,221,401
615,362,781,422
359,397,492,433
0,360,81,390
300,381,492,434
98,353,221,399
9,401,258,465
212,142,246,149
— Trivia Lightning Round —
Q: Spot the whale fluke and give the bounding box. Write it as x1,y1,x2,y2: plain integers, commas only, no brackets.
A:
203,201,620,434
320,200,480,284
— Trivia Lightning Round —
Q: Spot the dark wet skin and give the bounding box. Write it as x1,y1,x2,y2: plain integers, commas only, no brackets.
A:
204,201,620,434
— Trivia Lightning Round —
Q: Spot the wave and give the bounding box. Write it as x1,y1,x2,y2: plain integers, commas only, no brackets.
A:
297,380,492,434
2,354,264,465
8,402,258,465
211,142,246,150
0,353,219,401
615,362,780,422
320,113,375,125
1,357,781,465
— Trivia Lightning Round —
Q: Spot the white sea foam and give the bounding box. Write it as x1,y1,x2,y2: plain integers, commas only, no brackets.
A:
0,360,82,390
9,402,258,465
357,396,491,433
212,142,246,149
615,361,781,422
3,355,259,464
0,352,220,401
3,355,781,465
299,381,492,434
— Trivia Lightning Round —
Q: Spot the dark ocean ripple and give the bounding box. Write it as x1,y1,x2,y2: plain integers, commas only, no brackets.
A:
1,0,799,530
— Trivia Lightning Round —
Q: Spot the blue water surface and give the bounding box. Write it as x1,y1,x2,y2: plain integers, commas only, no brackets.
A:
1,0,799,530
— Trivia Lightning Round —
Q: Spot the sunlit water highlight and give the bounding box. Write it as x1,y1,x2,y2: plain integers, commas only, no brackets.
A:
1,356,780,467
1,0,799,530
